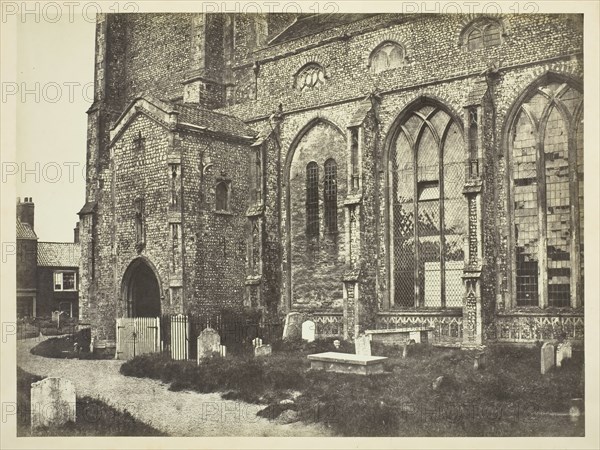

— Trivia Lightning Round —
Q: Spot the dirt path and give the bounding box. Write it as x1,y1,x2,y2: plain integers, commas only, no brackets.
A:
17,337,333,437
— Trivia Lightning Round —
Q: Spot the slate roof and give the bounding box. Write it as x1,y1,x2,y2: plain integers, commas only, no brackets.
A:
37,242,80,267
175,103,257,139
16,220,38,240
78,201,97,215
269,13,377,45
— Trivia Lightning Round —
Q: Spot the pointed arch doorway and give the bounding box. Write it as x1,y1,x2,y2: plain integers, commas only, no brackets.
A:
122,258,162,317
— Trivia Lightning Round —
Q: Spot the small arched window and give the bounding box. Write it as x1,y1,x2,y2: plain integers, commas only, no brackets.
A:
370,41,405,73
324,159,338,233
306,162,319,236
215,181,230,212
295,64,326,92
464,20,502,51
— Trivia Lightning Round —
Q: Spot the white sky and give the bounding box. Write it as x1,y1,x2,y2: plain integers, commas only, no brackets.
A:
16,15,95,242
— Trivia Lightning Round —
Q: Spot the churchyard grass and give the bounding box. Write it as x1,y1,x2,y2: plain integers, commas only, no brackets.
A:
120,341,584,436
17,367,165,436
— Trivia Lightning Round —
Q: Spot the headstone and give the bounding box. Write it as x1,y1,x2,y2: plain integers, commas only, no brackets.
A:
557,341,573,368
333,339,341,349
252,337,263,348
570,398,583,422
354,335,371,356
474,352,486,370
51,311,60,323
197,328,221,363
540,342,555,374
89,337,95,353
556,343,565,368
301,320,316,342
282,312,302,340
254,344,272,357
219,345,227,357
31,377,76,429
402,344,408,359
409,331,422,343
563,340,573,359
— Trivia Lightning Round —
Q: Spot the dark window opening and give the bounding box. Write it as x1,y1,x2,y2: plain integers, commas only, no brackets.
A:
324,159,338,233
216,182,230,212
306,162,319,237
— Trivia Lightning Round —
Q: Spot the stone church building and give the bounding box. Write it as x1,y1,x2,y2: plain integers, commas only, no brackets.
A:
79,13,584,348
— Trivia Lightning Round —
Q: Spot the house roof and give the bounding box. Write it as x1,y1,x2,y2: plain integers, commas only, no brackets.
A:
37,242,80,267
16,220,38,240
269,13,377,45
174,103,257,138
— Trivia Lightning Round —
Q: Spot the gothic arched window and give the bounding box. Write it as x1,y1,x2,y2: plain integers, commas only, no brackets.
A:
389,103,466,308
324,159,338,233
463,20,502,51
370,41,405,73
509,80,583,308
306,162,319,236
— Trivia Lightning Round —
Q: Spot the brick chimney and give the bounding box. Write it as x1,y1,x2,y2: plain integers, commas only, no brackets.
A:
17,197,34,229
74,221,80,243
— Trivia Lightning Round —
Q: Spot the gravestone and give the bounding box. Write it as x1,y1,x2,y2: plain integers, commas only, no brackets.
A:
570,398,583,422
31,377,76,429
556,341,572,368
252,337,263,348
219,345,227,357
282,312,302,340
51,311,60,323
556,343,565,368
474,352,486,370
301,320,316,342
197,328,221,363
354,335,371,356
540,342,555,374
254,344,272,357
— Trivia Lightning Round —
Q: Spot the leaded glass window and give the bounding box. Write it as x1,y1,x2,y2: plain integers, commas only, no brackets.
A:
390,104,466,308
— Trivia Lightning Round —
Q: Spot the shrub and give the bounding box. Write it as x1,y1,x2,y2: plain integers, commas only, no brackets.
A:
30,333,112,360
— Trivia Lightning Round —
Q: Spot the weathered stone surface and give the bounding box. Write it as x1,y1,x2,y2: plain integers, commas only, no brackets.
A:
308,352,387,375
570,398,583,422
31,377,76,429
557,341,572,367
541,342,555,374
301,320,316,342
354,335,371,356
474,352,486,370
254,344,272,357
78,13,584,353
365,328,434,346
197,328,220,362
282,312,302,340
